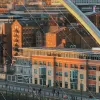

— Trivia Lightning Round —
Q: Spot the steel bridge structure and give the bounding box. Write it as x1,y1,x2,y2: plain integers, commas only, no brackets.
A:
58,0,100,45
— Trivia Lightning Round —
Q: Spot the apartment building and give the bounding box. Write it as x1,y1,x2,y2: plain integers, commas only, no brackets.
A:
11,20,39,57
17,47,100,93
36,20,49,47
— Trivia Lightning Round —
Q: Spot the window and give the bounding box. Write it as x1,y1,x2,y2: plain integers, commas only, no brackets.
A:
70,64,78,68
20,69,23,73
88,75,96,80
80,74,84,79
75,64,78,68
93,66,96,70
88,85,96,92
43,61,46,65
39,61,43,65
99,66,100,71
71,64,74,68
92,75,96,80
59,63,62,67
88,75,92,80
34,61,37,65
80,84,84,91
12,76,15,82
65,72,68,77
35,78,37,84
88,66,96,70
65,82,68,88
55,62,58,66
99,86,100,92
59,72,62,76
34,69,37,74
39,68,46,75
48,80,51,86
48,70,51,75
88,66,92,70
80,65,84,69
65,63,68,68
48,62,51,66
56,72,58,76
99,76,100,81
59,81,62,87
55,81,59,87
70,83,77,89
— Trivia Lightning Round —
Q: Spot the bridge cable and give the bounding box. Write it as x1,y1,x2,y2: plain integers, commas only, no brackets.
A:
55,4,97,99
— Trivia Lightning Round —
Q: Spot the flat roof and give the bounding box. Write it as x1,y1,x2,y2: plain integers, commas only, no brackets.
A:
46,27,66,34
19,47,100,54
13,56,31,59
11,11,62,15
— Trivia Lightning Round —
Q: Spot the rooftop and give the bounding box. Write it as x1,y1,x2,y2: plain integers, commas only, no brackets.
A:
47,27,66,34
85,11,100,16
18,20,37,27
0,13,23,19
19,47,100,54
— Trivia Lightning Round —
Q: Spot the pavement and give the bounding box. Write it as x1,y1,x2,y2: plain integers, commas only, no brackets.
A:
0,80,99,100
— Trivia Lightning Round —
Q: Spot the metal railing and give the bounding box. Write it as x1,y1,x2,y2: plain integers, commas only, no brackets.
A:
71,0,100,4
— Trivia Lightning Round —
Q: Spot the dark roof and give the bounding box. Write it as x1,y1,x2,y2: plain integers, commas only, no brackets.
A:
18,20,39,27
18,20,49,28
86,11,100,16
42,26,49,33
0,13,23,19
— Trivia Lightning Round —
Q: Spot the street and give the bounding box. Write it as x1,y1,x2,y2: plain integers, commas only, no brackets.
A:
0,80,99,100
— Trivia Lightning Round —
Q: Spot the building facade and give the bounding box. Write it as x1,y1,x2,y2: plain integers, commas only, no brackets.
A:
43,0,100,12
7,56,32,83
88,12,100,29
17,47,100,93
11,20,39,57
46,27,67,48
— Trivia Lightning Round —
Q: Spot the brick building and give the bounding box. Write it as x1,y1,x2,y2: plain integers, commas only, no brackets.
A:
13,0,26,5
36,20,49,47
11,20,39,57
46,27,67,48
0,8,9,14
88,12,100,29
15,47,100,93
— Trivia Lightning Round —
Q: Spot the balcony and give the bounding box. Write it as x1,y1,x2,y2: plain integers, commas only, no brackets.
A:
14,29,19,33
14,39,19,42
13,34,19,38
